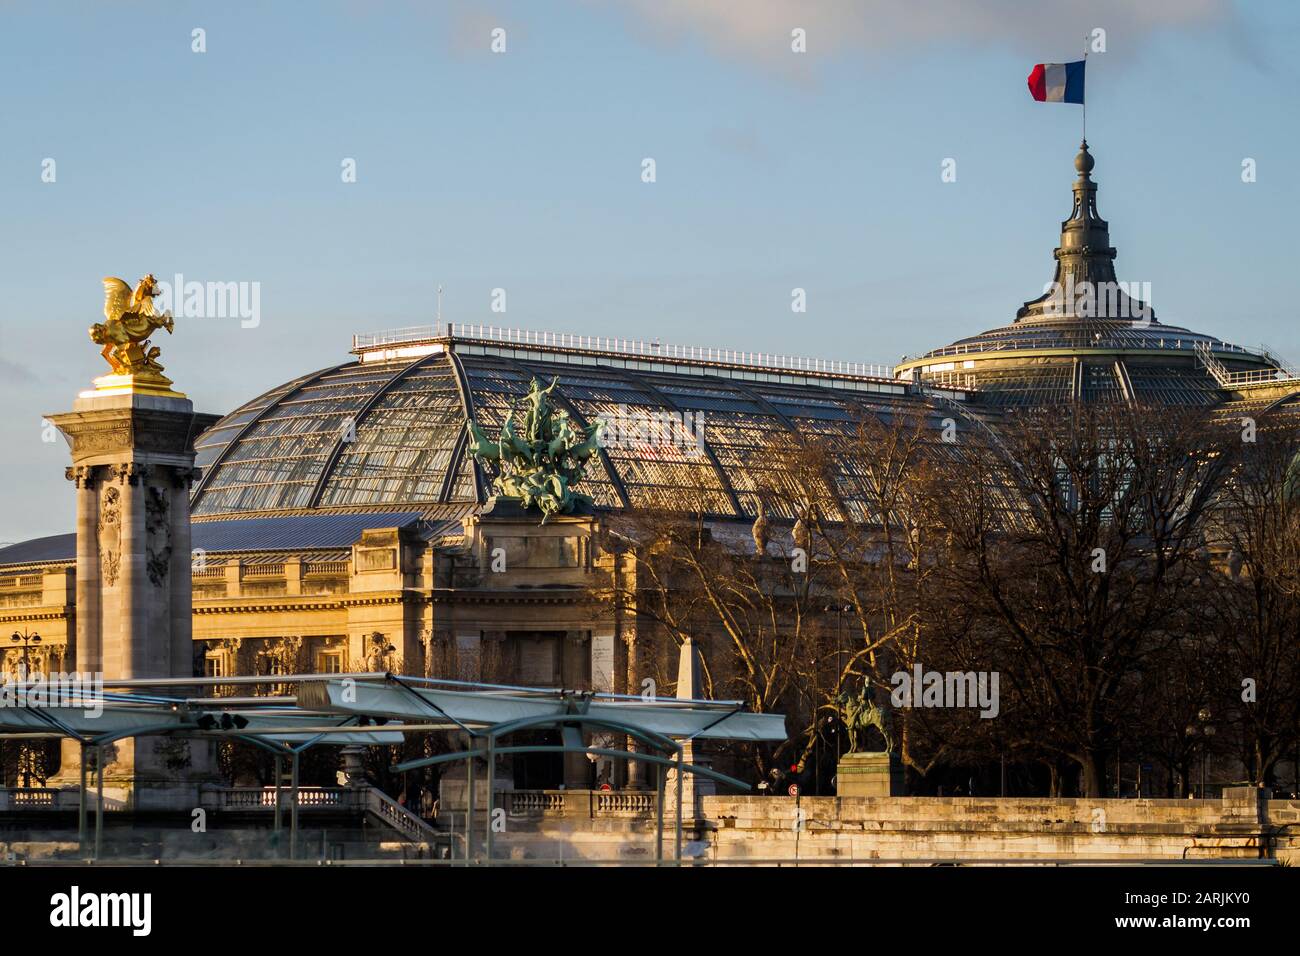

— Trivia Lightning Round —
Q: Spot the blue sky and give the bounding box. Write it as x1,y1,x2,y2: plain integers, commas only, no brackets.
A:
1,0,1297,542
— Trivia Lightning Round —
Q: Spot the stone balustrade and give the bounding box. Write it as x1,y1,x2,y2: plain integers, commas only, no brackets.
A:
191,557,350,599
501,789,657,819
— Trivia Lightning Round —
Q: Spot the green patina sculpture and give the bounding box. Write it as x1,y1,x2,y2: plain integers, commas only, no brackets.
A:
465,376,605,524
837,685,895,756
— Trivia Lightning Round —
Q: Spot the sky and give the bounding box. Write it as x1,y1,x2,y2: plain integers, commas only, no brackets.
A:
1,0,1297,543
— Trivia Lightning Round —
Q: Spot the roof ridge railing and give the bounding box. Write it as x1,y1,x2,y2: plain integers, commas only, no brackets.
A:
908,333,1271,364
1195,340,1300,388
1259,343,1300,378
353,323,896,380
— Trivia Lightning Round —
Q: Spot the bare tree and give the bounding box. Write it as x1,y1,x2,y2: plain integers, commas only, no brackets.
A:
926,403,1233,797
1204,411,1300,787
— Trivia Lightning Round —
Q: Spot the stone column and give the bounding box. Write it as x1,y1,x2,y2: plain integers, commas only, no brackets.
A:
455,632,482,682
117,463,144,678
169,469,198,678
47,390,221,806
589,630,619,788
69,466,101,672
562,631,590,789
624,634,645,789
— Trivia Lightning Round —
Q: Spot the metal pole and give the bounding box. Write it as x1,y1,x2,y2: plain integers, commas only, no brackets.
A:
484,736,495,865
94,745,104,861
273,753,283,837
655,764,665,864
78,744,87,855
674,747,684,865
466,734,476,865
290,751,300,860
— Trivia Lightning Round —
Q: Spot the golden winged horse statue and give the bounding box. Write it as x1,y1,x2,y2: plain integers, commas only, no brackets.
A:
90,275,174,375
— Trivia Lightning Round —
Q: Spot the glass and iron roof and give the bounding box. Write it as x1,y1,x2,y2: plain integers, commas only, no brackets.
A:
190,330,962,521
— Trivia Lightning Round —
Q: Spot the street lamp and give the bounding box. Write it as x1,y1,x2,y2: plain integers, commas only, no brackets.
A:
1184,706,1216,799
10,628,42,671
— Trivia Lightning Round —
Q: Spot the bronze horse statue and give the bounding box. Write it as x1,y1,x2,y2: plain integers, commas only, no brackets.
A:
837,685,895,755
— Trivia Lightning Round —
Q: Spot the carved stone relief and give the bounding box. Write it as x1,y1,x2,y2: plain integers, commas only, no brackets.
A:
99,485,121,586
145,484,172,587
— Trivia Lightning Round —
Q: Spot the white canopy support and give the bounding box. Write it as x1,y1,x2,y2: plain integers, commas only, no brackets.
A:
296,678,788,742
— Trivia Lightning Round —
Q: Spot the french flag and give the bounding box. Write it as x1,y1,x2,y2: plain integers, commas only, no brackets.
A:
1028,60,1085,104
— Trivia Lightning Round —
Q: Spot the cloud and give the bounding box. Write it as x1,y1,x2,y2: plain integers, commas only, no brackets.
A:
598,0,1235,71
0,357,37,387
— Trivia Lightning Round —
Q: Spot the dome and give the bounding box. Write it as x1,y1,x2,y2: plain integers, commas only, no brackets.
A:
191,330,942,522
895,143,1279,405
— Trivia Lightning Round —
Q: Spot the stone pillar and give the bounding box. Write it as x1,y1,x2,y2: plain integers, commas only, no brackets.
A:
665,637,714,819
455,632,481,682
589,630,619,788
624,634,645,789
170,472,196,677
70,466,101,672
117,463,143,678
562,631,590,789
47,390,221,806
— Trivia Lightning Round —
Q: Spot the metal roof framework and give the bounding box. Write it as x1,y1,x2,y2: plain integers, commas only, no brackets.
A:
0,672,786,864
189,340,936,522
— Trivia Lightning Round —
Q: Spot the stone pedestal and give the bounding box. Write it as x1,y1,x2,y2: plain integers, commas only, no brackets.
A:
47,389,222,806
836,751,903,797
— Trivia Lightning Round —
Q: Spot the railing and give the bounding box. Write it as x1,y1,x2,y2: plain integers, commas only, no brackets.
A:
304,561,349,576
501,789,656,818
910,335,1265,363
1259,343,1300,379
505,790,566,815
1,788,59,810
595,791,657,815
215,787,350,810
1195,341,1298,388
0,575,43,589
365,786,438,844
243,564,286,578
353,323,896,381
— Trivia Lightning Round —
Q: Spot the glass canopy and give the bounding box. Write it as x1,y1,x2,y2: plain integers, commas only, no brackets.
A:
191,340,954,521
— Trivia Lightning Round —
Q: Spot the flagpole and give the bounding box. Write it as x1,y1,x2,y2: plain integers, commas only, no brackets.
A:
1082,33,1088,143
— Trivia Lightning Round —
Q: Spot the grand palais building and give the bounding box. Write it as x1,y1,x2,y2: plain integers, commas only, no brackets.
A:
3,143,1299,792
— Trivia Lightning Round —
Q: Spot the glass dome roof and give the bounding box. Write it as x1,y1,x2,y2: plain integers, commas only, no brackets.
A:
190,341,949,521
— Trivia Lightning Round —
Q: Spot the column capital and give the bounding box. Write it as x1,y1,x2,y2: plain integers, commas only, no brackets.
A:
169,465,202,489
109,462,150,486
64,465,100,487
